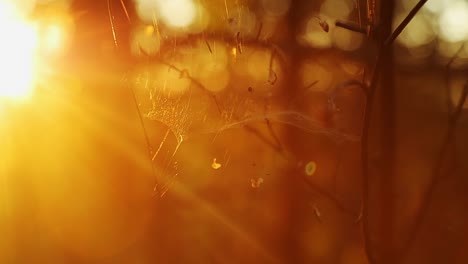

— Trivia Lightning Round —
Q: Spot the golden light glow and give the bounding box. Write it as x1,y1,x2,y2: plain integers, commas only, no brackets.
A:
42,24,65,54
0,1,39,100
0,1,71,101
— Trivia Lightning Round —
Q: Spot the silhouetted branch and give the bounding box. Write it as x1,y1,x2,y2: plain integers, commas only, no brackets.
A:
268,49,278,85
358,0,432,261
301,177,360,219
205,39,213,54
360,63,379,264
385,0,429,45
256,22,263,40
335,20,366,34
399,82,468,262
445,43,466,115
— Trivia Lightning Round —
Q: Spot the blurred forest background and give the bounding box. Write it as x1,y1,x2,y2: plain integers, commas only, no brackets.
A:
1,0,468,263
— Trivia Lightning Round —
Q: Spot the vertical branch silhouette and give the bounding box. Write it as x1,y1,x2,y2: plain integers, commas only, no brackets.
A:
353,0,429,263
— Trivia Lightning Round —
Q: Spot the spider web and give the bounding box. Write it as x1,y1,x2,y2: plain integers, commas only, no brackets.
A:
124,0,365,196
130,39,361,146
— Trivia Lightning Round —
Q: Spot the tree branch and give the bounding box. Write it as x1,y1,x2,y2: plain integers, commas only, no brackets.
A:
385,0,429,45
335,20,367,34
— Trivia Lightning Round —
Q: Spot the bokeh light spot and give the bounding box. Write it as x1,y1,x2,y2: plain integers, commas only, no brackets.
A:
159,0,196,28
305,161,317,176
438,1,468,43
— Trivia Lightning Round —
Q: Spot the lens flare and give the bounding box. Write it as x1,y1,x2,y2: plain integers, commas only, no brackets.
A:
0,1,39,100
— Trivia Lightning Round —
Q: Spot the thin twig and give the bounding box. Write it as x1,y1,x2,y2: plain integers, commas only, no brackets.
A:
335,20,366,34
107,0,118,48
399,83,468,262
205,39,213,54
385,0,429,45
223,0,230,18
330,79,369,99
360,1,396,257
304,80,319,91
444,43,465,176
359,0,396,258
361,65,380,264
119,0,131,23
256,22,263,40
301,177,359,219
236,32,243,54
129,83,158,194
243,125,283,153
287,81,319,108
264,117,284,153
150,56,223,115
268,49,278,85
366,0,376,33
445,43,466,115
356,0,362,27
152,128,171,161
359,1,429,262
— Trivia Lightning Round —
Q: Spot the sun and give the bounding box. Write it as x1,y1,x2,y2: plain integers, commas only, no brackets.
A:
0,1,39,101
